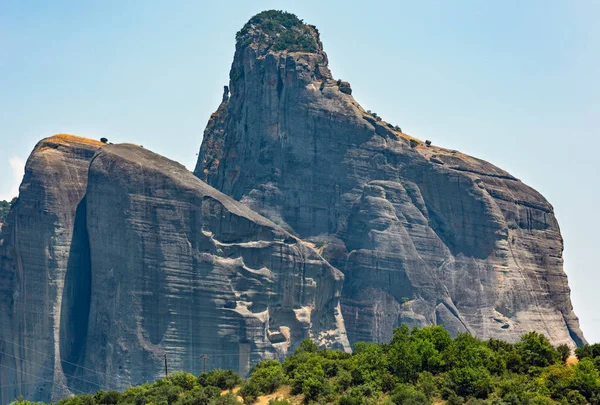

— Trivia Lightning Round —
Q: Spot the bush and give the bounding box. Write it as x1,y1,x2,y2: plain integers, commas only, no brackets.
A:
336,369,353,392
557,344,571,364
170,372,198,390
575,343,600,360
0,199,12,223
248,360,285,394
302,377,327,403
445,367,493,399
390,384,430,405
94,390,121,405
235,10,318,53
410,139,419,148
267,399,290,405
416,372,437,399
516,332,559,368
239,381,260,404
198,369,242,390
209,392,243,405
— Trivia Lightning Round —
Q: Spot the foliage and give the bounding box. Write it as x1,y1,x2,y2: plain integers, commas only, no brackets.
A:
267,399,290,405
0,199,13,223
17,326,598,405
557,344,571,364
236,10,318,53
198,369,243,390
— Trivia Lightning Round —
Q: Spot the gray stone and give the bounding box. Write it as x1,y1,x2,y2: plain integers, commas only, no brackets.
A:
196,18,585,350
0,135,104,404
0,137,348,402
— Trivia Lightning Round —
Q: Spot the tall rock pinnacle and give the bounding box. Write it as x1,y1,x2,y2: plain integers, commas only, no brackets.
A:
196,10,585,348
0,10,585,404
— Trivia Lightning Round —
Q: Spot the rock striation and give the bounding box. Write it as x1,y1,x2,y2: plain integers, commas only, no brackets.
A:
0,9,585,405
0,137,348,403
0,135,104,403
196,11,585,349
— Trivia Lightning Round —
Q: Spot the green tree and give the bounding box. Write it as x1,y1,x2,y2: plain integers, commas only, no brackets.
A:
445,367,493,399
557,344,571,364
390,384,430,405
199,369,243,390
516,332,559,368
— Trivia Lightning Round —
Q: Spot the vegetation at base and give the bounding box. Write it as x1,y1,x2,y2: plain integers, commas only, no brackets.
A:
11,326,600,405
0,199,14,223
236,10,318,53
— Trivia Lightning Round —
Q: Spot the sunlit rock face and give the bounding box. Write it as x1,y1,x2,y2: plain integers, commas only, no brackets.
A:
0,135,104,404
0,9,585,405
79,144,348,392
196,11,584,351
0,138,348,403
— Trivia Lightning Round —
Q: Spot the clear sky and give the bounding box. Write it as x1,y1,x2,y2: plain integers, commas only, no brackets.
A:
1,1,598,342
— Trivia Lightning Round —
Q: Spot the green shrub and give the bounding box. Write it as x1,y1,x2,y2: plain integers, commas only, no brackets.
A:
239,381,260,404
248,360,285,394
94,390,121,405
169,372,198,390
267,399,290,405
516,332,560,368
198,369,242,390
390,384,430,405
209,392,243,405
302,377,326,403
235,10,318,53
0,199,12,223
445,367,493,399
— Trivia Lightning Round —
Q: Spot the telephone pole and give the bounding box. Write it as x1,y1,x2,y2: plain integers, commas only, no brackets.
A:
164,353,168,377
201,354,210,373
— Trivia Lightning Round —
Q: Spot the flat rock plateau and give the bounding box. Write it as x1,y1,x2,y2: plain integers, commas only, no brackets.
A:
0,10,584,404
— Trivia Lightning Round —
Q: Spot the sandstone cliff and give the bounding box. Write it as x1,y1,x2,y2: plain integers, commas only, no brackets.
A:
196,11,584,349
0,10,585,404
0,137,348,402
0,135,103,403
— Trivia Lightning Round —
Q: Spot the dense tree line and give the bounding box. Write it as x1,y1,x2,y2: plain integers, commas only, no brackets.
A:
11,326,600,405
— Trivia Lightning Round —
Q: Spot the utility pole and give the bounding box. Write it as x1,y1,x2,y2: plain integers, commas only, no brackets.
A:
164,353,168,377
201,354,209,373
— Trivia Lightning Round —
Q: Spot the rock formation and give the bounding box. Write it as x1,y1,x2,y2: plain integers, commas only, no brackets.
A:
0,135,104,403
0,137,348,403
195,11,584,348
0,9,585,404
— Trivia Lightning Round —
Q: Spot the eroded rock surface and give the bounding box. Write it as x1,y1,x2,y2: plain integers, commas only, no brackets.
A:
0,10,585,405
196,12,584,350
0,135,103,404
0,139,348,402
79,144,348,392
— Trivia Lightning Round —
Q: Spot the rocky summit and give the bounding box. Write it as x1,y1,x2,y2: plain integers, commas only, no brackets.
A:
195,11,584,348
0,10,585,404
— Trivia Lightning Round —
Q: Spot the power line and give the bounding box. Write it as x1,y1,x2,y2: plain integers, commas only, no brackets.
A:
0,348,107,391
0,337,109,379
0,363,88,396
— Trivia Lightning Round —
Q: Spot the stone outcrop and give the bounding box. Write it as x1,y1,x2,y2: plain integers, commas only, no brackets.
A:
0,135,104,404
0,9,585,404
196,11,585,349
0,138,348,402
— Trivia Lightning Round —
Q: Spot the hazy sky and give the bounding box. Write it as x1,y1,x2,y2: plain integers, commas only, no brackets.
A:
1,1,598,342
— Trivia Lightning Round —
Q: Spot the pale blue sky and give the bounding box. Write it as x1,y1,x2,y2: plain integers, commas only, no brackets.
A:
1,1,598,342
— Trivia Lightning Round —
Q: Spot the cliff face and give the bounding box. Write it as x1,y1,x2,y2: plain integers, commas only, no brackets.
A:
0,10,585,404
0,135,103,404
196,12,584,349
0,138,348,402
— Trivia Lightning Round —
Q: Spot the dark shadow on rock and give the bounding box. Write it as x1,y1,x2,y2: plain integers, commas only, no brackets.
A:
59,196,93,391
